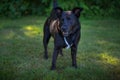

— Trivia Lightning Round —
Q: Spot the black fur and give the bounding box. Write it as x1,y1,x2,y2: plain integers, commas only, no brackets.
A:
43,0,83,70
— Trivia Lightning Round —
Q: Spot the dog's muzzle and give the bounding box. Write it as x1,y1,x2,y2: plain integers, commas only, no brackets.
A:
61,27,69,37
62,32,69,37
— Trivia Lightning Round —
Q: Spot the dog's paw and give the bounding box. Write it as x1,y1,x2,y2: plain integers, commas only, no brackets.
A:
50,66,56,70
72,64,77,69
44,55,48,59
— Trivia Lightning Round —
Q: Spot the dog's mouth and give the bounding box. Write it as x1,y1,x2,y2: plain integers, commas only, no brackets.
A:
62,32,69,37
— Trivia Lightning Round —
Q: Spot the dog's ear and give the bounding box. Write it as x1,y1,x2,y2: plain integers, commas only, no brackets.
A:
54,7,63,17
72,7,83,17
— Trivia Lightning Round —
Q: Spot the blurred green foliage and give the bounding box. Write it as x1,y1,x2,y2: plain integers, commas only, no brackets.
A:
0,0,120,18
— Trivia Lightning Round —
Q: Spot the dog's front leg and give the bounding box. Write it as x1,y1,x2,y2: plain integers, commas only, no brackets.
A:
71,46,77,68
51,48,59,70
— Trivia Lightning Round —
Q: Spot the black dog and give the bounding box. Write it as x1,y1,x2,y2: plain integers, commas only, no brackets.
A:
43,0,83,70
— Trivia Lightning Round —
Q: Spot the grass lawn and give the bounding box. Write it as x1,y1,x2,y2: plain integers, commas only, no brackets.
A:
0,16,120,80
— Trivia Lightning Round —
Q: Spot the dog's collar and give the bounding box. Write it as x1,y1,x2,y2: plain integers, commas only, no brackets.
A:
64,37,73,49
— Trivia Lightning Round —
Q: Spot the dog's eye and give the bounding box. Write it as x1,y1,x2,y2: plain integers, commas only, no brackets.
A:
61,19,64,24
62,18,64,21
67,17,71,20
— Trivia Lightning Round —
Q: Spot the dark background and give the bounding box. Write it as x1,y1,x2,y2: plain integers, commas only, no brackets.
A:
0,0,120,18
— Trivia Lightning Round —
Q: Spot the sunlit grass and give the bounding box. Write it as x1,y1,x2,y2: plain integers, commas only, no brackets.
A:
100,52,119,65
22,25,42,37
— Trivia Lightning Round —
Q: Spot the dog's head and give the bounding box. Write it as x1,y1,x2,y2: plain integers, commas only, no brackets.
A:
54,7,83,37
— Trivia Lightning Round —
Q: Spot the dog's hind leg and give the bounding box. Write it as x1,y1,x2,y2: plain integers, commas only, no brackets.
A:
43,25,51,59
59,49,63,56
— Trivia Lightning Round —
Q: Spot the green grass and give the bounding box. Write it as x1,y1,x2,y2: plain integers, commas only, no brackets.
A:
0,16,120,80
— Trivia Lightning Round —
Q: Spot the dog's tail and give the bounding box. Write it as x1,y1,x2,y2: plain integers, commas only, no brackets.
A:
53,0,58,8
